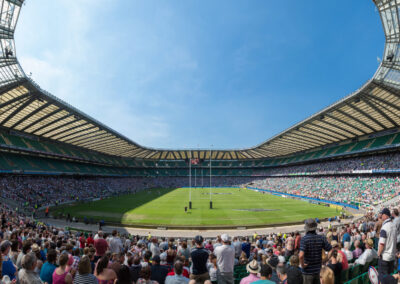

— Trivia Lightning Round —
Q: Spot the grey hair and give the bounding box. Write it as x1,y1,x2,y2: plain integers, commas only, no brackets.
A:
21,252,37,270
276,265,287,276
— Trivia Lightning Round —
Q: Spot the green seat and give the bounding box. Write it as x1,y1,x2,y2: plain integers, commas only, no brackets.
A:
341,268,350,283
350,265,361,280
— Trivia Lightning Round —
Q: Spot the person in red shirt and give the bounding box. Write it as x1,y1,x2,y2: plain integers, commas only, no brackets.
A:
86,233,94,247
331,240,348,270
94,231,108,262
79,232,86,251
294,231,301,252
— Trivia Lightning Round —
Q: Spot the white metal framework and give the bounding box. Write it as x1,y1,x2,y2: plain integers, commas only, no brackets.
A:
0,0,397,160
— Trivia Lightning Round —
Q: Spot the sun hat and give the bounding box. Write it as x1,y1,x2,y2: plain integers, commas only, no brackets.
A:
304,218,318,232
331,240,339,248
246,259,260,274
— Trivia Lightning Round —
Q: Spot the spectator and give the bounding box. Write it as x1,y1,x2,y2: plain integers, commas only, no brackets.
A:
53,253,73,284
128,256,142,283
354,239,378,266
115,265,132,284
190,235,210,283
40,249,57,284
137,266,158,284
18,252,43,284
239,260,260,284
1,240,17,281
165,261,189,284
252,264,274,284
319,266,334,284
276,265,288,284
73,255,98,284
378,208,397,281
94,232,108,262
109,230,123,255
150,255,168,284
94,256,117,283
287,255,303,284
214,234,235,284
299,219,332,284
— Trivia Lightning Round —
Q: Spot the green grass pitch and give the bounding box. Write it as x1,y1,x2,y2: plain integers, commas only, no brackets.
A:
53,187,340,227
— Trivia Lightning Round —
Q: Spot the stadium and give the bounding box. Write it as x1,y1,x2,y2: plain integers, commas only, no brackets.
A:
0,0,399,283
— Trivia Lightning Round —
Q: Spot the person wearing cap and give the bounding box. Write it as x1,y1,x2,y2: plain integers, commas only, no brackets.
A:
299,218,332,284
354,238,378,266
378,207,397,281
239,259,260,284
1,240,17,281
214,233,235,284
190,235,210,283
151,255,169,284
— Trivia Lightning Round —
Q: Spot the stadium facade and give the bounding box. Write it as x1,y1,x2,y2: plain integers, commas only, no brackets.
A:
0,0,398,176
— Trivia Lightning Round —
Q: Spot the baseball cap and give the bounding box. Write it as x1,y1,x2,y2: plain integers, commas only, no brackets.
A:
221,234,230,242
194,235,203,244
381,208,391,217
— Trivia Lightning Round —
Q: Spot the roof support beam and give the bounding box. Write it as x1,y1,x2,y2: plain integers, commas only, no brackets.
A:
309,121,351,139
366,95,400,119
282,134,323,147
301,125,342,142
76,135,116,148
20,108,62,132
64,130,107,144
59,127,99,143
8,101,51,129
347,102,387,130
361,94,399,127
39,118,81,137
335,108,377,132
317,118,359,137
47,122,92,140
294,128,337,143
324,114,368,135
0,92,30,110
0,96,35,125
32,113,73,135
285,132,326,146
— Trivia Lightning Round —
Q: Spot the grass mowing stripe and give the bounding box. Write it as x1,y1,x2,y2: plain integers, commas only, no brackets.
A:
52,187,339,227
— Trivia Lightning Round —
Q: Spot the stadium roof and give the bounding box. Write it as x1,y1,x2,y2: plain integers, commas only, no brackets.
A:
0,0,399,160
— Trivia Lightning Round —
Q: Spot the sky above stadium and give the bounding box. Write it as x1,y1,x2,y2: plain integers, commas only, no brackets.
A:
16,0,383,150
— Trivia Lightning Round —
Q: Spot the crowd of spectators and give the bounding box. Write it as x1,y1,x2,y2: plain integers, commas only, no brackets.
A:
258,152,400,176
1,203,400,284
251,176,400,206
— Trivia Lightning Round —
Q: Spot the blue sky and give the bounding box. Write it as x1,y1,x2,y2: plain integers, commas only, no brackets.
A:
15,0,383,149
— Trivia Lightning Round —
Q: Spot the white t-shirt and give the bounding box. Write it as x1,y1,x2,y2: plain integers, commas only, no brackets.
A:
379,219,397,261
214,245,235,274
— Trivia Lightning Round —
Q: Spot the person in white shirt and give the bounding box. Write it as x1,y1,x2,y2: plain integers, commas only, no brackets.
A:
214,234,235,284
109,230,123,254
342,242,353,262
354,239,378,266
378,208,397,281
